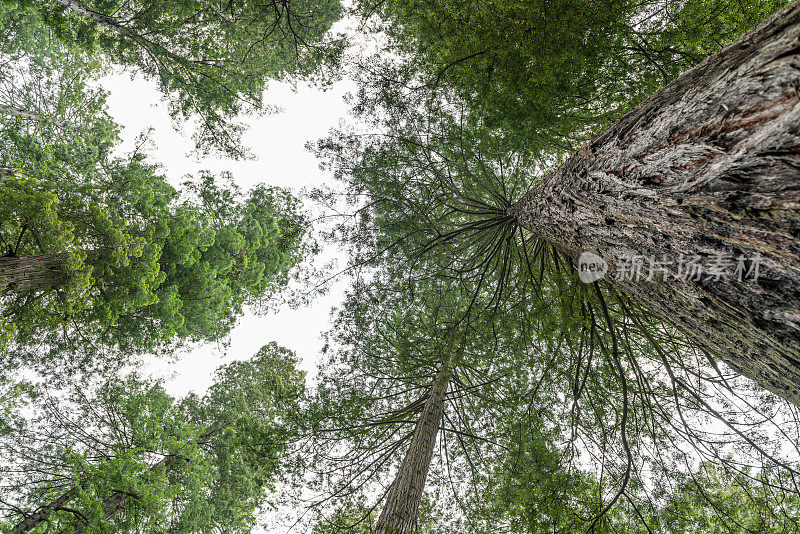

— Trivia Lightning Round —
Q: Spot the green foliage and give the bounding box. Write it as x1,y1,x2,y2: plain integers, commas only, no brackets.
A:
353,0,789,156
2,0,798,532
488,445,800,533
0,342,305,533
1,165,311,368
650,464,800,533
8,0,343,156
0,45,311,370
313,1,800,524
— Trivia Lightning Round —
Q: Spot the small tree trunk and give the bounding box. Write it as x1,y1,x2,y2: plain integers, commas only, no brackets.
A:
375,361,452,534
52,0,120,28
10,489,77,534
11,427,219,534
0,254,65,294
509,2,800,404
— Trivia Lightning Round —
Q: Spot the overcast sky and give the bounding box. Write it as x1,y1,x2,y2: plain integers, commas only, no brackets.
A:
99,69,356,398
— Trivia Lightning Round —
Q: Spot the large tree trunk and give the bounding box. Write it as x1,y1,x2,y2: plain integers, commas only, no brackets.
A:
0,254,65,294
375,361,452,534
509,2,800,404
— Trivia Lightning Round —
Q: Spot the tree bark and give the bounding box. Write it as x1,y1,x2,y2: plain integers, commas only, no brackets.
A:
509,2,800,404
0,254,65,294
375,361,452,534
10,488,78,534
53,0,119,28
1,105,47,122
0,104,67,127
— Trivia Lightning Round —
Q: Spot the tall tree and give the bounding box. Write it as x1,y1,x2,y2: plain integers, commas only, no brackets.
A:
305,278,500,532
305,262,800,532
1,342,304,533
9,0,342,156
312,4,800,521
321,1,800,406
506,2,800,403
0,164,310,369
0,26,313,369
375,358,452,534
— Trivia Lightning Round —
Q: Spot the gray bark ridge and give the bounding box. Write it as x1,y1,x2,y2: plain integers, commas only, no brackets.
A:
0,254,65,294
375,361,452,534
510,2,800,403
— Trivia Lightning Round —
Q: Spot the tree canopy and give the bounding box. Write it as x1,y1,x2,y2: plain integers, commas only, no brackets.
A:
351,0,789,155
7,0,343,156
1,342,304,533
0,29,313,371
2,0,800,532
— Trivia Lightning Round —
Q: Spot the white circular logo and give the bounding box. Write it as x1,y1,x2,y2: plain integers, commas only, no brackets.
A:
578,252,608,283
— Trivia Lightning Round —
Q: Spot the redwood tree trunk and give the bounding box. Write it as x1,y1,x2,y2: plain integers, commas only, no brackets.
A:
509,2,800,404
0,254,65,293
375,362,452,534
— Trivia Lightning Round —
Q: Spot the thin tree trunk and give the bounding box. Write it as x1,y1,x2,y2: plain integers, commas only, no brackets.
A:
10,427,218,534
10,489,78,534
509,2,800,404
53,0,119,28
91,426,219,526
375,361,452,534
0,254,65,293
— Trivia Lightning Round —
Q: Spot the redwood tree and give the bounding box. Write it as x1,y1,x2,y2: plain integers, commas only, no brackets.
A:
321,1,800,406
308,3,800,529
507,2,800,404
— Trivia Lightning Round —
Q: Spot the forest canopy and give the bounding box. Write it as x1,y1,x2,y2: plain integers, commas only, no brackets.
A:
2,0,799,533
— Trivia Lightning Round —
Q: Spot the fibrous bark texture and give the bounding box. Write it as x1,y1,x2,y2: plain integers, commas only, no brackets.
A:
375,362,451,534
0,254,64,294
510,2,800,404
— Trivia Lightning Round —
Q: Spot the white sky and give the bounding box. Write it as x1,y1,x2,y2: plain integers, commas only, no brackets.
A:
99,69,355,398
